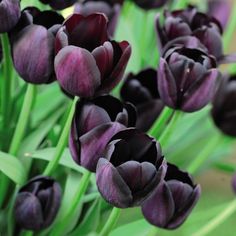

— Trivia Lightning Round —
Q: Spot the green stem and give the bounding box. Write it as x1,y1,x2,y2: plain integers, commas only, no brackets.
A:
223,2,236,51
43,97,77,176
21,231,33,236
187,134,222,174
51,171,91,235
146,226,158,236
159,111,182,147
0,84,36,209
192,199,236,236
0,33,13,129
173,0,188,9
99,207,121,236
148,107,173,138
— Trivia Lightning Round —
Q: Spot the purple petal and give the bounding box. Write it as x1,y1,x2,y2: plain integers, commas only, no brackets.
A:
54,45,101,98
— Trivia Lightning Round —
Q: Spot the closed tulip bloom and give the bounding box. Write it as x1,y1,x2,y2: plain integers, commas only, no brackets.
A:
156,6,235,63
39,0,77,10
74,1,121,36
55,13,131,98
14,176,61,231
0,0,21,33
12,8,64,84
96,128,167,208
121,68,164,131
211,74,236,137
158,36,219,112
69,95,136,172
134,0,168,10
142,163,201,229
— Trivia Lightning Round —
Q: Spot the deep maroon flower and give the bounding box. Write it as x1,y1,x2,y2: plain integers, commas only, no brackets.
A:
158,36,219,112
74,1,121,36
55,13,131,98
155,6,235,63
142,163,201,229
69,95,136,172
0,0,21,33
39,0,77,10
14,176,61,231
96,128,167,208
208,0,230,29
211,74,236,137
12,8,64,84
121,68,164,131
134,0,168,10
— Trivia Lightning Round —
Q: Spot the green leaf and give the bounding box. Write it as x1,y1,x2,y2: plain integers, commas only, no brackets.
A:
70,198,101,236
0,151,26,185
28,148,86,174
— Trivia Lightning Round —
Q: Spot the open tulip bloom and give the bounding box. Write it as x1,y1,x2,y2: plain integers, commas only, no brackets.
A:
1,0,236,235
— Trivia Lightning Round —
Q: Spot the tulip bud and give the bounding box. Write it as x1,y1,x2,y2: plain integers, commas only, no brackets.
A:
39,0,77,10
134,0,168,10
0,0,21,33
55,13,131,98
74,1,121,36
12,8,64,84
142,163,201,229
121,68,164,131
14,176,61,231
158,36,219,112
211,74,236,137
69,95,136,172
96,128,167,208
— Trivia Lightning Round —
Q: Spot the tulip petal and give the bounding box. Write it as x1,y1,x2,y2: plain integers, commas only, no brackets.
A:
155,13,168,51
55,46,101,98
141,182,175,228
182,69,219,112
96,158,133,208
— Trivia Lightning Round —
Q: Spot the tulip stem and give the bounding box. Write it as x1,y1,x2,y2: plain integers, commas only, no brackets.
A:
99,207,121,236
192,199,236,236
146,226,158,236
159,110,182,147
0,33,13,131
148,107,173,138
187,134,223,175
43,97,78,176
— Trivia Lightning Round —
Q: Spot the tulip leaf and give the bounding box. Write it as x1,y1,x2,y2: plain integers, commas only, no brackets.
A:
0,151,26,185
28,148,86,174
69,198,101,236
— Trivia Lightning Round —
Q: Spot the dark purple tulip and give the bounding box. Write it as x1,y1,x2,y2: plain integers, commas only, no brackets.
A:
0,0,21,33
55,13,131,98
14,176,61,231
69,95,136,172
134,0,168,10
158,36,219,112
155,6,235,63
12,8,64,84
74,1,121,36
39,0,77,10
121,68,164,131
211,74,236,137
208,0,230,29
142,163,201,229
96,128,167,208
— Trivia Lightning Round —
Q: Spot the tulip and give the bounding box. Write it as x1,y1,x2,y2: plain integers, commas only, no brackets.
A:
12,8,64,84
96,128,167,208
158,36,219,112
74,1,121,36
14,176,61,231
211,74,236,137
134,0,168,10
55,13,131,98
155,6,235,63
39,0,77,10
0,0,21,33
121,68,164,131
69,95,136,172
142,163,201,229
